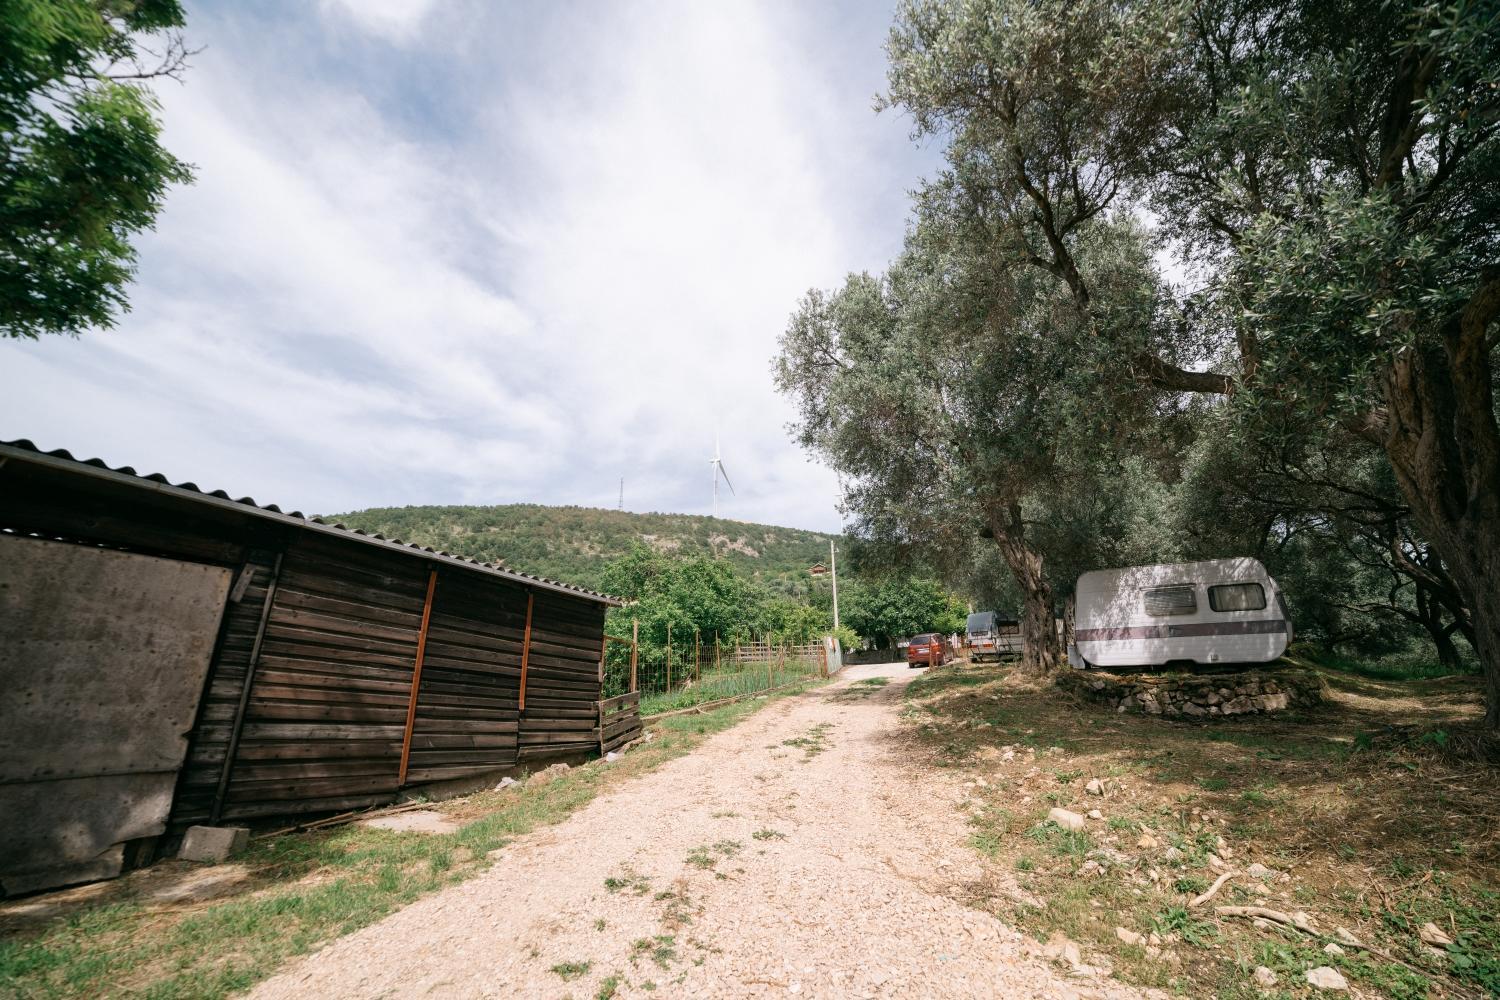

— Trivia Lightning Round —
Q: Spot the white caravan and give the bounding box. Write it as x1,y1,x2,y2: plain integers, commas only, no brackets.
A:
966,610,1022,662
1070,558,1292,669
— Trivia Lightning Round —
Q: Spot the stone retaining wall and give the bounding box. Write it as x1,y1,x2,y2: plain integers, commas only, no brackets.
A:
1058,667,1326,718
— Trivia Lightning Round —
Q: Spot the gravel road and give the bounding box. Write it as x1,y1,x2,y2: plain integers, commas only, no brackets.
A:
249,664,1144,999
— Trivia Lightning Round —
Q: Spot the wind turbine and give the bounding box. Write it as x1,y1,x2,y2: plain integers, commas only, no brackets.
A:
710,434,734,518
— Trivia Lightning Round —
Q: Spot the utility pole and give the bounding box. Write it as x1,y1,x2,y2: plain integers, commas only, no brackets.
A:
830,540,840,631
618,477,624,511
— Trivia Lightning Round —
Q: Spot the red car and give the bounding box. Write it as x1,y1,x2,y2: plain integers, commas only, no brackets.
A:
906,632,947,668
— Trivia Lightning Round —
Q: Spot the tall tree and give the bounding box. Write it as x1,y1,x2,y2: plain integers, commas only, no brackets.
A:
2,0,193,339
776,208,1187,671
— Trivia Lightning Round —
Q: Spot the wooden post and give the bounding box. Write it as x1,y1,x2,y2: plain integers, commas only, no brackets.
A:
695,628,701,683
631,618,639,693
766,633,774,690
715,631,721,672
398,568,439,786
667,622,673,691
518,589,535,711
211,553,283,824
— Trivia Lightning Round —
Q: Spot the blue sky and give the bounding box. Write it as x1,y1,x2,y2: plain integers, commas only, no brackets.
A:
1,0,937,532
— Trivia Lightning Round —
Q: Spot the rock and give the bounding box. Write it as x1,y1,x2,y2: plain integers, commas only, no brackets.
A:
1115,927,1145,946
1137,833,1159,849
360,809,457,834
1042,931,1084,970
1087,809,1104,820
1260,692,1290,711
604,751,621,762
1323,943,1345,956
1079,860,1105,877
1334,927,1362,946
1252,965,1278,988
178,825,250,862
1085,778,1105,796
528,762,571,787
1163,846,1183,863
1049,807,1086,832
1246,862,1276,880
1418,922,1454,947
1305,966,1348,991
494,776,518,791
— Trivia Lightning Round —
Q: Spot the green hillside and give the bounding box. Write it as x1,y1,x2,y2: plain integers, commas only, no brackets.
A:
326,504,838,594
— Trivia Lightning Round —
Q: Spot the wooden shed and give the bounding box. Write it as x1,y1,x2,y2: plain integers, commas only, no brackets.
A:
0,440,626,895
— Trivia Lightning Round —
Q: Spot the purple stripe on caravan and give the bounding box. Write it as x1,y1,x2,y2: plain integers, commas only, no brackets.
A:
1075,620,1289,642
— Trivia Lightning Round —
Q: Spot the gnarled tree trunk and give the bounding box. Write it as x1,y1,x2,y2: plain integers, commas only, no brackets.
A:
1381,286,1500,727
987,501,1064,673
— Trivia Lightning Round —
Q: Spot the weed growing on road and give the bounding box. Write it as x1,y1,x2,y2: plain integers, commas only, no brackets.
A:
751,828,785,841
685,840,743,870
604,868,652,896
550,960,592,981
782,722,833,759
595,974,622,999
653,884,697,929
630,935,677,969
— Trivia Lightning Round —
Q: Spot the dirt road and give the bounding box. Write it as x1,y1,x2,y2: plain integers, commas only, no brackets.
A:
250,664,1142,999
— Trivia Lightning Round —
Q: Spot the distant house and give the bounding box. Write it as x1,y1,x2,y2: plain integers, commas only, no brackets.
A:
0,439,626,895
808,563,828,576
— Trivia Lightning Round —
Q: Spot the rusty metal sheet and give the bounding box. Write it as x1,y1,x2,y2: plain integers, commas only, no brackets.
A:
0,535,232,893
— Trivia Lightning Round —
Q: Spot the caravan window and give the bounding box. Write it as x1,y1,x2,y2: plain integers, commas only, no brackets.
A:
1208,582,1267,612
1143,585,1197,616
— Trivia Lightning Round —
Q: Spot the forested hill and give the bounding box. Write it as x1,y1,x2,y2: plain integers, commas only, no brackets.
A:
327,504,837,594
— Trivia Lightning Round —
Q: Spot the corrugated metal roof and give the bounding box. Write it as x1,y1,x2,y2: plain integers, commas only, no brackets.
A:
0,439,622,606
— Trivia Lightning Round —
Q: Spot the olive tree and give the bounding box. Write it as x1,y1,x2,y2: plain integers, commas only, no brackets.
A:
776,206,1188,671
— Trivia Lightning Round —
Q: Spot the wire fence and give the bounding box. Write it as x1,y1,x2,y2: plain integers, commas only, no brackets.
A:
602,629,826,716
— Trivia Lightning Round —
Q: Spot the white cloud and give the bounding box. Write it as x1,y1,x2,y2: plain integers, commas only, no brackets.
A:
0,1,927,539
319,0,441,42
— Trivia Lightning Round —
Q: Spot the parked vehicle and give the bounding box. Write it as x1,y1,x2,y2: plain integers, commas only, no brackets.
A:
1070,558,1293,670
966,610,1022,662
906,632,947,668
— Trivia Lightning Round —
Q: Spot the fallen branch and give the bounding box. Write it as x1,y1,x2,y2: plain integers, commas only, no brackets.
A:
252,800,433,840
1217,906,1466,994
1215,906,1316,933
1189,870,1237,908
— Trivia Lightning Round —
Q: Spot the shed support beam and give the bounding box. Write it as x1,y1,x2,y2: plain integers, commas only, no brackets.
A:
398,569,439,786
518,590,535,712
211,553,283,824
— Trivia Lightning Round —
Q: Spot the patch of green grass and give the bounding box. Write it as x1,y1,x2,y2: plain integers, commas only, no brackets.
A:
0,688,819,1000
638,659,823,715
782,722,833,759
970,831,1004,858
853,676,890,688
550,960,592,981
751,828,784,841
595,974,622,999
1151,905,1218,948
1199,776,1230,792
1015,856,1035,872
1303,649,1477,681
